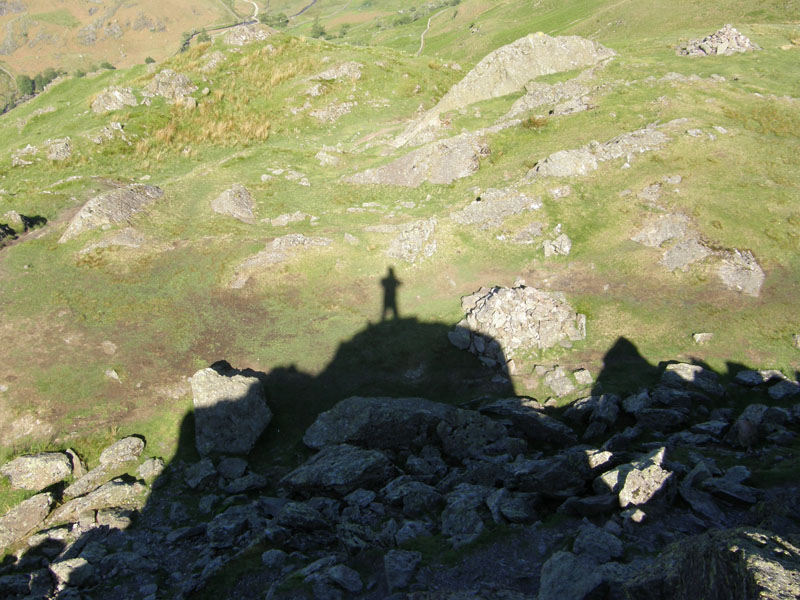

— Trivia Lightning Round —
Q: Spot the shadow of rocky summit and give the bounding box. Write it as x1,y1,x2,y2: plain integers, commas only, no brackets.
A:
2,328,800,600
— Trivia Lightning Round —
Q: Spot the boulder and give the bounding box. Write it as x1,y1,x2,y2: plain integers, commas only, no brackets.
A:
594,447,674,507
45,138,72,161
206,503,264,548
303,396,453,450
0,493,54,551
1,452,72,491
63,436,145,499
573,522,624,563
621,528,799,600
48,479,147,525
91,87,137,113
99,436,144,465
480,397,577,447
384,549,421,591
211,184,255,222
661,363,724,398
281,444,394,496
538,551,604,600
191,363,271,457
146,69,197,100
58,184,164,243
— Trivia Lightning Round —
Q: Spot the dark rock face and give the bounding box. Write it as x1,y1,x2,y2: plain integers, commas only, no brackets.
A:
191,363,272,457
622,528,800,600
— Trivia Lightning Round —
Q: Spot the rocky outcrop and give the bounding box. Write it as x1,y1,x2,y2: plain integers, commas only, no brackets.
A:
622,528,800,599
678,24,760,57
386,218,437,264
345,133,490,187
223,23,273,46
230,234,332,288
0,493,54,551
191,362,272,457
91,87,137,114
311,62,363,81
717,249,765,297
211,184,255,222
450,187,542,229
58,184,164,243
530,126,669,178
449,284,586,369
394,33,615,147
146,69,197,101
1,452,72,491
45,137,72,161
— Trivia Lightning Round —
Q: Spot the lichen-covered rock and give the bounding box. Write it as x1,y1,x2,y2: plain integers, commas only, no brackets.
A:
48,479,147,525
281,444,394,496
621,528,800,600
345,133,489,187
631,214,690,248
45,138,71,161
303,396,453,450
147,69,197,100
451,284,586,367
451,187,542,229
480,397,577,447
386,218,437,264
91,87,137,113
1,452,72,491
716,249,765,297
223,23,273,46
678,24,760,57
63,436,145,499
211,184,255,222
191,363,271,457
0,493,54,551
58,184,164,243
395,33,614,147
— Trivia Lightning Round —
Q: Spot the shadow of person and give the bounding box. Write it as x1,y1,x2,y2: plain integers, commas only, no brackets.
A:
380,266,401,321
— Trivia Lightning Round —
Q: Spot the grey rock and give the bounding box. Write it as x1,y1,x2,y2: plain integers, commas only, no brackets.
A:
533,149,597,177
147,69,197,100
558,494,618,517
454,284,586,365
303,396,452,450
230,234,332,288
59,184,164,243
311,62,363,81
206,503,263,548
191,363,271,457
48,479,146,525
716,249,765,297
91,87,137,113
137,457,165,482
45,137,72,161
690,420,729,438
381,477,443,517
661,362,724,398
211,184,255,222
538,551,603,600
481,397,577,447
594,447,673,508
451,187,541,229
702,467,760,504
223,23,273,46
1,452,72,491
622,390,653,414
50,557,95,588
281,444,394,496
223,472,267,494
216,457,248,480
679,464,725,523
395,520,433,545
184,458,217,489
0,492,54,551
99,436,145,465
345,133,490,187
261,548,288,569
621,528,798,600
326,564,363,593
573,522,623,563
386,218,437,264
661,238,712,272
486,488,539,524
769,379,800,400
635,408,690,432
275,502,329,531
733,369,785,386
384,549,422,591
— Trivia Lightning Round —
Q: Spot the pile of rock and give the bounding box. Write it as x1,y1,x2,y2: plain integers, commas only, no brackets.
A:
2,357,800,598
449,284,586,371
678,24,760,57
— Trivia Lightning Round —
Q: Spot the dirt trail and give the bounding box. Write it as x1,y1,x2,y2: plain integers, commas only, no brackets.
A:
416,8,448,56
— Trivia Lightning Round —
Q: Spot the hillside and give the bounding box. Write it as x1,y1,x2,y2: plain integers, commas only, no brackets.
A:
0,0,799,597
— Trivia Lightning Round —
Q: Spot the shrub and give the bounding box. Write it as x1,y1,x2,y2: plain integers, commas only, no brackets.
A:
145,56,155,64
311,18,326,38
16,74,33,95
74,69,86,78
100,61,115,70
